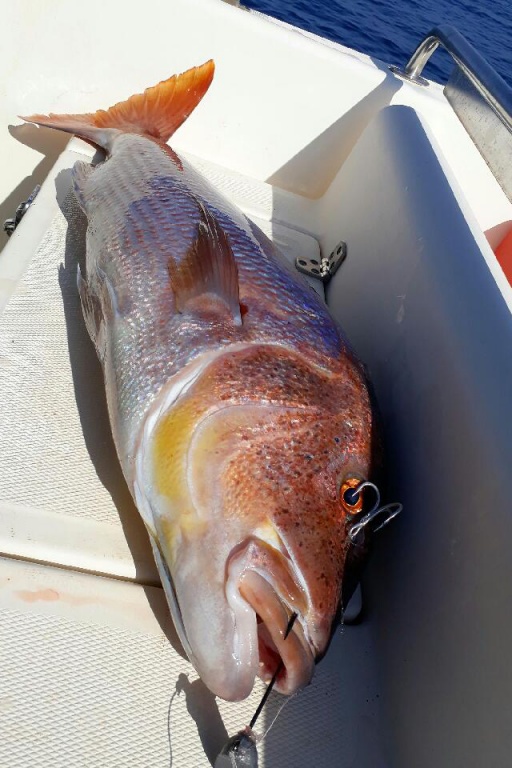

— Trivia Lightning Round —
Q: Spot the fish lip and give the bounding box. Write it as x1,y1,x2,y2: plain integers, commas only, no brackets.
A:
226,538,315,695
239,569,314,694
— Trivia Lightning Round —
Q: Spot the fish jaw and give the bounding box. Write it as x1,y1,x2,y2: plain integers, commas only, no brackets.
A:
150,527,314,701
157,532,261,701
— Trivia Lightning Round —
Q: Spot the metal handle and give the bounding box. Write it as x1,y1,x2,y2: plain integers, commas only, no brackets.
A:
389,25,512,132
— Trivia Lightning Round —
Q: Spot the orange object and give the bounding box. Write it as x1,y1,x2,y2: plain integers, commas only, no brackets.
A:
495,226,512,283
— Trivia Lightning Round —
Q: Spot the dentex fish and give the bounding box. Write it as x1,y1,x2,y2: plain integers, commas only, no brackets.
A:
22,61,375,701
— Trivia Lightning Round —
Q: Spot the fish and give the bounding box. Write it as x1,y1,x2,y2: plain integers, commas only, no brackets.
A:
21,60,375,702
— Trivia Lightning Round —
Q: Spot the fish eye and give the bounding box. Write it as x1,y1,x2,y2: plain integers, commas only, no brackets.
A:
340,478,364,515
343,487,360,506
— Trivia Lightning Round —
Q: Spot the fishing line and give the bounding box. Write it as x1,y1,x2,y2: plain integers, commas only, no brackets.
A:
249,612,298,730
259,690,298,742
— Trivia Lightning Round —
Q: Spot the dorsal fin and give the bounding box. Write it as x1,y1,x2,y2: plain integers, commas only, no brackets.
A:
168,203,242,326
20,60,215,150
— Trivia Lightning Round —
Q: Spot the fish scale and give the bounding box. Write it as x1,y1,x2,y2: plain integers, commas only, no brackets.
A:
22,60,375,702
80,132,349,469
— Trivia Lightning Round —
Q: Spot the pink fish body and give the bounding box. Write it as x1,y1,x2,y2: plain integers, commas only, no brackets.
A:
23,62,374,701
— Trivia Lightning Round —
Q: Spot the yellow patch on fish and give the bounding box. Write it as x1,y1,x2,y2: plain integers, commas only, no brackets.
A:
152,397,208,550
252,521,284,552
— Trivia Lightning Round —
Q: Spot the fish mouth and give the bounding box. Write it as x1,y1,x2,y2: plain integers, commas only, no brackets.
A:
241,571,314,694
226,539,315,696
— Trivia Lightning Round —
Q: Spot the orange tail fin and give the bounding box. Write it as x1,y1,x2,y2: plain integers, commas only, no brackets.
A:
20,60,215,149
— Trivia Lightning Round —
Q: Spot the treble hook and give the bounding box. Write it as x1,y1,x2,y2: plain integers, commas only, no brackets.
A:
348,480,402,544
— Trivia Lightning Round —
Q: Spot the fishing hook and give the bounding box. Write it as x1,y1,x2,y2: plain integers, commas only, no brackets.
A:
348,480,402,544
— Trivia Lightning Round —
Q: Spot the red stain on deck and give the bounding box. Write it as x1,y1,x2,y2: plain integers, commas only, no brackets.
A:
15,588,60,603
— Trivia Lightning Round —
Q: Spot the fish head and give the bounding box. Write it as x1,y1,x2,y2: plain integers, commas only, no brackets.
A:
136,344,374,701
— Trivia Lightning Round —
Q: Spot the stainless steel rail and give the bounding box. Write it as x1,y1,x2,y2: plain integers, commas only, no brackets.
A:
389,24,512,133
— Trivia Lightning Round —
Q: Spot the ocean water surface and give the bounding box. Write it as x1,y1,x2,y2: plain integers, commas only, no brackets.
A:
244,0,512,85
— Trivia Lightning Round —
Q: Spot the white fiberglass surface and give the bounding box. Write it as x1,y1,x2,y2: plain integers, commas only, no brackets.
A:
0,0,382,254
326,105,512,767
0,557,388,768
1,0,510,256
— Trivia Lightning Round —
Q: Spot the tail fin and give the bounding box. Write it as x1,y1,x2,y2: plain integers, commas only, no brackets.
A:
20,60,215,150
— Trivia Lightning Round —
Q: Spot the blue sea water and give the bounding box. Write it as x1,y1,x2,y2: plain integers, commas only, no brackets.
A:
243,0,512,85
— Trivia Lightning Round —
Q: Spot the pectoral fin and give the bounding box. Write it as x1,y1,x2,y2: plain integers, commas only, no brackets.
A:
168,202,242,326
